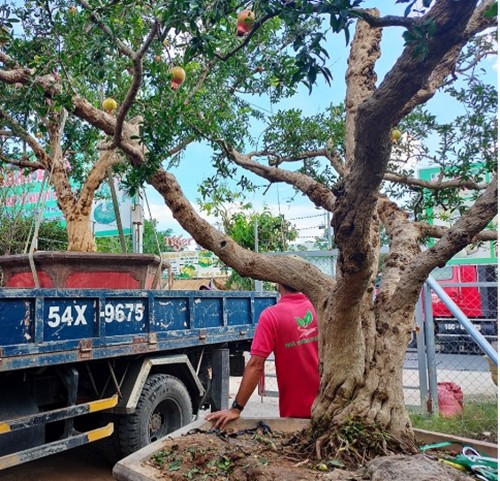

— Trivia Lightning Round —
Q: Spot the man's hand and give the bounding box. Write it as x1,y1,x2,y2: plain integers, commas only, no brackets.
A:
205,408,241,429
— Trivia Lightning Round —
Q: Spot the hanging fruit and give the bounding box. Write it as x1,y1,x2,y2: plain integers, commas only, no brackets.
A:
102,97,118,113
237,10,255,37
391,129,402,143
169,66,186,90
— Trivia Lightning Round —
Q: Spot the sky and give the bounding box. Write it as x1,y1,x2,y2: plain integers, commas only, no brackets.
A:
144,3,498,248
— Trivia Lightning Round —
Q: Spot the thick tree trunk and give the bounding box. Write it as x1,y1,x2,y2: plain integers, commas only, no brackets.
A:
65,213,96,252
312,301,417,457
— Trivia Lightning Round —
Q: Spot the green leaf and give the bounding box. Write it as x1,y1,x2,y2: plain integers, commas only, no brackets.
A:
483,1,498,18
168,460,182,471
303,310,313,326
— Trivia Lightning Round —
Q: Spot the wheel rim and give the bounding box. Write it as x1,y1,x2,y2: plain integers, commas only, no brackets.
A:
148,398,183,442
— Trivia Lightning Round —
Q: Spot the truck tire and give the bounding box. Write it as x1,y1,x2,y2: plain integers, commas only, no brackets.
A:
118,374,192,457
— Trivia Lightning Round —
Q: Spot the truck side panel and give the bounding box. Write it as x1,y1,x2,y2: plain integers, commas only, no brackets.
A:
0,288,277,468
0,289,277,372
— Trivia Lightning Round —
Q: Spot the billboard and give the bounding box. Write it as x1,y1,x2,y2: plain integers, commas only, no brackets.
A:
1,169,132,237
418,166,497,265
2,169,64,221
161,250,225,279
91,180,132,237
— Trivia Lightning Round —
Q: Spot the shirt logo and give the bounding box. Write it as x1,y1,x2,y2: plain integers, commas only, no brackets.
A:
295,310,313,329
284,310,318,348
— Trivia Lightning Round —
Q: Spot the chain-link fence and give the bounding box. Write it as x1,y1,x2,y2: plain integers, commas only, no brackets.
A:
257,252,498,419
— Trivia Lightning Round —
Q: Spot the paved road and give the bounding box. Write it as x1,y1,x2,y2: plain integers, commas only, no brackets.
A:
404,352,491,372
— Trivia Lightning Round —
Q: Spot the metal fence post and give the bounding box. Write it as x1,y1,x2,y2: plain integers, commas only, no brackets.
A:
426,275,498,364
210,348,230,411
414,295,428,412
422,283,439,415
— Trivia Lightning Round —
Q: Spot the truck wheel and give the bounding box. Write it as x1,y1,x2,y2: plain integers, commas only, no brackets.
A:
118,374,192,456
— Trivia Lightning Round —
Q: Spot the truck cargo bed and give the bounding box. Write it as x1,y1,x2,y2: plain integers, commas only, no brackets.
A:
0,288,277,372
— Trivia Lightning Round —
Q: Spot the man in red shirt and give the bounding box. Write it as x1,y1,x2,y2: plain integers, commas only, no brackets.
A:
206,284,320,429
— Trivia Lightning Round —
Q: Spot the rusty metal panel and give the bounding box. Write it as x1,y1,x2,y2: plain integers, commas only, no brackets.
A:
0,298,35,345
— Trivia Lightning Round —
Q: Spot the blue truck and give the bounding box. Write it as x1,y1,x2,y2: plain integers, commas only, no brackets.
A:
0,287,276,469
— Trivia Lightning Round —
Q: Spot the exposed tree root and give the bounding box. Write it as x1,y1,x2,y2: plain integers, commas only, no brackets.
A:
284,417,418,470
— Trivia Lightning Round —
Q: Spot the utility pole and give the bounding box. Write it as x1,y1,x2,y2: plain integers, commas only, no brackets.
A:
131,201,144,254
254,217,262,292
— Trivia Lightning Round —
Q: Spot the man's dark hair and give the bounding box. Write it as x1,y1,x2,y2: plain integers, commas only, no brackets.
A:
281,284,299,293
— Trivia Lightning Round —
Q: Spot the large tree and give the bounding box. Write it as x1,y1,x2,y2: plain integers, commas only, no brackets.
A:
0,0,496,461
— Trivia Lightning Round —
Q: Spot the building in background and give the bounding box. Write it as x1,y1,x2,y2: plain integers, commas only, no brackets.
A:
418,165,497,265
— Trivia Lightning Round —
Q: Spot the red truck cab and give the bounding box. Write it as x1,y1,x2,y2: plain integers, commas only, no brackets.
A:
431,265,484,318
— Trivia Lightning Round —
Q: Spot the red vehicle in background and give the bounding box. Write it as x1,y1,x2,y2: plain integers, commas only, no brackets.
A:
431,264,498,354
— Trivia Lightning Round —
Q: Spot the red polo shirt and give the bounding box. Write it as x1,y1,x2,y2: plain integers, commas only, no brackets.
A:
251,292,320,418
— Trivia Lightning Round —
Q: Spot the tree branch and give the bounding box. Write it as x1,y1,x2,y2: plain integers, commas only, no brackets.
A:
417,222,497,241
222,142,336,212
344,9,382,169
250,147,345,176
465,0,498,36
259,148,328,166
168,136,195,156
113,23,158,147
148,168,334,302
0,107,51,168
351,9,416,28
78,147,123,210
0,152,44,170
398,0,497,119
77,0,136,58
383,172,489,191
183,62,213,107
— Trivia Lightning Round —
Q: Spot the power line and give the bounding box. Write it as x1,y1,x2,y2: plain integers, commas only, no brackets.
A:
289,213,325,221
296,224,324,230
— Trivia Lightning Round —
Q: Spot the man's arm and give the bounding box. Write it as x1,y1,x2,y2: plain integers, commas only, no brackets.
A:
205,355,266,429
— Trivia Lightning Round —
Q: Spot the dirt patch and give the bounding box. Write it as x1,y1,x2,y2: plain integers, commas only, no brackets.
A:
145,423,477,481
147,422,323,481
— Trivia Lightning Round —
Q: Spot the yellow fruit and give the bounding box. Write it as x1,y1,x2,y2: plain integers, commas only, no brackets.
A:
391,129,402,142
102,97,118,111
154,55,162,62
69,6,77,14
36,132,42,138
169,66,186,90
